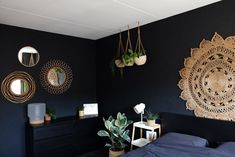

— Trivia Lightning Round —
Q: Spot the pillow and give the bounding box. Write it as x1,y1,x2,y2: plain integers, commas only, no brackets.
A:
216,142,235,155
155,132,208,147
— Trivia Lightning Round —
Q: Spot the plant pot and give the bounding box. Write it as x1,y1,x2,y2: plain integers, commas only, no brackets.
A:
122,58,134,66
115,59,125,68
109,148,124,157
134,55,147,65
147,120,155,126
45,114,51,121
79,110,84,117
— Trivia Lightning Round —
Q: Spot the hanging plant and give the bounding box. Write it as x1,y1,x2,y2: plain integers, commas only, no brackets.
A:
122,27,134,66
134,23,147,66
110,32,125,78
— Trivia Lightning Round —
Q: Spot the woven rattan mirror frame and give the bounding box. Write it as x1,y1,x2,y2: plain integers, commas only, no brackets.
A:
1,71,36,103
40,60,73,94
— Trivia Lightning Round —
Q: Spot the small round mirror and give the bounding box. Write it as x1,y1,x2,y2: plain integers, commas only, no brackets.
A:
47,67,66,86
10,79,29,95
18,46,40,67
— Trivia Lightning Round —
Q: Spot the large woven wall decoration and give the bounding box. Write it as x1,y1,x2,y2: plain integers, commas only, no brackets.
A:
178,32,235,121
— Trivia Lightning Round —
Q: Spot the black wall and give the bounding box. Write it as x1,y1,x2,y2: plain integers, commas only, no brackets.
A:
96,1,233,117
0,24,96,157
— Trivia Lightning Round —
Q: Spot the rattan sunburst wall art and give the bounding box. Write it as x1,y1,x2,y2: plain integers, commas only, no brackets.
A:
178,32,235,121
40,60,73,94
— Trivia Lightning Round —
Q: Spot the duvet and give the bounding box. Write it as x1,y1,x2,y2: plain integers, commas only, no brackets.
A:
121,142,232,157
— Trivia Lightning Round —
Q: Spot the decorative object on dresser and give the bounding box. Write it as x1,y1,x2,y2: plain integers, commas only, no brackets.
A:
97,112,133,157
40,59,73,94
83,103,98,116
1,71,36,103
178,32,235,121
18,46,40,67
27,103,46,125
145,109,159,126
45,106,56,121
133,103,145,124
78,105,84,117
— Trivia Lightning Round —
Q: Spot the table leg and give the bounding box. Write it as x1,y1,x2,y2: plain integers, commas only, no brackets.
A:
130,126,135,150
158,126,161,138
140,128,143,138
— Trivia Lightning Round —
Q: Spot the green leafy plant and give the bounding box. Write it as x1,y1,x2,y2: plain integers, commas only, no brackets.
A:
145,109,159,120
135,50,146,58
122,49,135,65
46,107,56,119
97,112,133,151
78,105,84,111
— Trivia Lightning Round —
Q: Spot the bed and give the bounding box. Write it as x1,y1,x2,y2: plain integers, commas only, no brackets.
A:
121,112,235,157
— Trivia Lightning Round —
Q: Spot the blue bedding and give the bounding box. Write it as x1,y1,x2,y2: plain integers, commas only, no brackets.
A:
121,142,232,157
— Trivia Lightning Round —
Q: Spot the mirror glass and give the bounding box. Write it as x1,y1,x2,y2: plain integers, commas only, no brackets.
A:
47,67,66,86
10,79,29,95
18,46,40,67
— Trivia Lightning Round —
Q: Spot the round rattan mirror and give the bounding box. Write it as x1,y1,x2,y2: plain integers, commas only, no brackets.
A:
1,71,36,103
18,46,40,67
40,60,73,94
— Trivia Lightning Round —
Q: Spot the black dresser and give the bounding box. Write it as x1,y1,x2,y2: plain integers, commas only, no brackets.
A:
26,116,103,157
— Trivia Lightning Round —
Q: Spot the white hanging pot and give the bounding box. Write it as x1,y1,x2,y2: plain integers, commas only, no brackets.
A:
134,55,147,65
123,58,134,66
115,59,125,68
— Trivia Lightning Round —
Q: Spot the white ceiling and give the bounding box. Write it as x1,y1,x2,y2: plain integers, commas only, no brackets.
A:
0,0,221,40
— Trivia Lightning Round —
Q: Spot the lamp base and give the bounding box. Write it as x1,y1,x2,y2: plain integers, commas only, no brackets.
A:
30,120,44,125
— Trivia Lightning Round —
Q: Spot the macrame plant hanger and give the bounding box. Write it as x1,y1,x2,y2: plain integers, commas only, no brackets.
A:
122,25,134,67
113,31,125,78
125,25,133,54
134,22,147,65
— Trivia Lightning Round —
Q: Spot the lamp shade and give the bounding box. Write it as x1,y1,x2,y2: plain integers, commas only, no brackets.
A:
134,103,145,114
28,103,46,124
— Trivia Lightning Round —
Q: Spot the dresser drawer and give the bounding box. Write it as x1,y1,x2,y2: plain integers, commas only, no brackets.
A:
34,122,74,140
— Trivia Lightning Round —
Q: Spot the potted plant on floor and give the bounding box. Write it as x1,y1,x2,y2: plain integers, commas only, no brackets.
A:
145,109,159,126
45,107,56,122
97,112,133,157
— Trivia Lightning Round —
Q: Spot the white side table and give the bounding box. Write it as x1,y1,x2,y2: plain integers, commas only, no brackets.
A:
130,121,161,150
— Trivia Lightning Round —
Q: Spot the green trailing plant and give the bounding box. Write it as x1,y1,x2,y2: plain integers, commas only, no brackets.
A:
97,112,133,151
122,49,135,65
145,109,159,120
46,107,56,120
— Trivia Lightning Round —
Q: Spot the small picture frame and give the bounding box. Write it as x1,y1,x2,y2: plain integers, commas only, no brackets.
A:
146,131,157,141
83,103,98,116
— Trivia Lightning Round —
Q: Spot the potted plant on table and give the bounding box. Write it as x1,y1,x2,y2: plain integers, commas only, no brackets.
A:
45,107,56,122
145,109,159,126
97,112,133,157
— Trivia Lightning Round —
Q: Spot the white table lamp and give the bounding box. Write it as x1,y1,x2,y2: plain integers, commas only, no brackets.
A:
134,103,145,123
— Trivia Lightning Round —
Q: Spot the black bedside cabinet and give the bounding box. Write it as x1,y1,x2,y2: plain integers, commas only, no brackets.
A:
26,116,103,157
